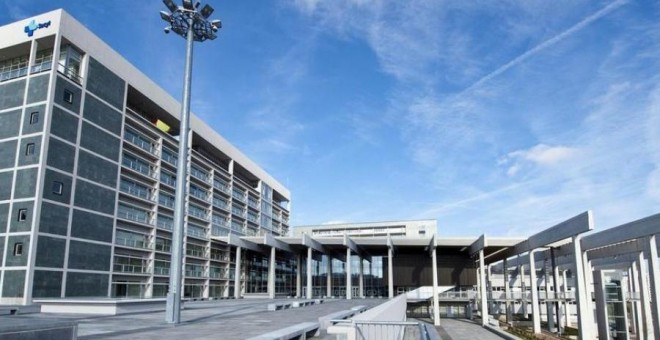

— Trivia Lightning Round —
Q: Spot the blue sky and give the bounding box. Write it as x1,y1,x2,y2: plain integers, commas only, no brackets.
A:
3,1,659,236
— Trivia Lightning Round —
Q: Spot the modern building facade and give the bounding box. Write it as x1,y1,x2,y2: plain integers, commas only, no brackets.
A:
2,10,659,340
0,10,290,305
293,220,436,238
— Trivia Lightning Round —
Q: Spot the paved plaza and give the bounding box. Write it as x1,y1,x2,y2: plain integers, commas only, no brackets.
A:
0,298,511,339
434,319,506,340
6,298,384,339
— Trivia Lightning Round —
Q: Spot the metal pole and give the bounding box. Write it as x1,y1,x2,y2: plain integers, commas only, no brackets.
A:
165,15,194,324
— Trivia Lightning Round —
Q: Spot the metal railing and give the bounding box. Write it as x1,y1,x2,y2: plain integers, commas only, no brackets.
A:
115,236,148,249
154,267,170,276
331,320,425,340
113,263,146,273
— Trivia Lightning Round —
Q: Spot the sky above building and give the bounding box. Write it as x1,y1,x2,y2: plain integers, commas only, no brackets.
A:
2,0,659,237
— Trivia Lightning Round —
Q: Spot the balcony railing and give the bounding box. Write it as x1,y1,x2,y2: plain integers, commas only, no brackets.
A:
157,218,173,230
158,194,175,208
124,129,156,155
113,264,146,273
154,267,170,276
188,207,208,220
186,247,206,258
191,167,210,183
117,205,151,225
122,156,153,178
160,172,176,187
213,180,230,194
190,190,210,202
115,236,148,249
162,149,178,166
155,243,171,253
232,189,246,202
0,66,28,82
57,62,82,84
31,59,52,74
185,271,205,278
210,253,229,261
120,181,151,201
187,227,207,239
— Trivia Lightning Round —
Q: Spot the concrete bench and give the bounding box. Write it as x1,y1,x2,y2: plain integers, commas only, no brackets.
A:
291,300,311,308
267,302,292,311
350,305,368,313
247,322,319,340
316,310,357,336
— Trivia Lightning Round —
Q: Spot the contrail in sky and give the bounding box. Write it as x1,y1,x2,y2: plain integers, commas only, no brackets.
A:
462,0,628,94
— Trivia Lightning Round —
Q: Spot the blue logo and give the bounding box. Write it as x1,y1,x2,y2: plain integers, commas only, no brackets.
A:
24,19,51,37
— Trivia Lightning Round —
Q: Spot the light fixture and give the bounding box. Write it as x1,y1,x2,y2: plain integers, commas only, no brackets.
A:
163,0,178,12
200,4,214,19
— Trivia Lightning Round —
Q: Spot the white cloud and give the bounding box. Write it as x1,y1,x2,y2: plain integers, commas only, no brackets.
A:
502,144,579,177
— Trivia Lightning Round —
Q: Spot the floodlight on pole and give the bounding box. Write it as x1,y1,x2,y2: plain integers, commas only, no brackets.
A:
160,0,221,325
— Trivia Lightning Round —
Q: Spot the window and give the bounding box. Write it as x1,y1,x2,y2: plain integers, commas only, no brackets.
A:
25,143,35,155
13,243,23,256
52,181,64,195
17,209,27,221
29,111,39,124
418,230,426,235
63,89,74,104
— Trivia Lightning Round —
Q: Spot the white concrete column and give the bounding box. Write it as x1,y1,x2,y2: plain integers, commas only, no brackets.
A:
620,274,631,340
306,247,313,299
529,251,541,334
268,246,276,299
572,235,593,340
562,269,569,327
327,256,332,297
647,235,660,337
593,270,608,339
504,259,511,323
346,248,352,300
479,249,488,326
545,261,555,332
632,261,645,340
296,253,302,298
432,246,440,326
519,262,527,318
637,254,652,339
627,267,638,336
553,262,562,331
388,247,394,298
234,246,242,299
358,257,364,298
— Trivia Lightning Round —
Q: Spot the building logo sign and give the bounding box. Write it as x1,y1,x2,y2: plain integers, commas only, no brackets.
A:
24,19,51,37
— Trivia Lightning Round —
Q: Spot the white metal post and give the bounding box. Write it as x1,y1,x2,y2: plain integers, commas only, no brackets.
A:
388,247,394,298
296,253,302,298
234,246,241,299
327,256,332,298
637,254,652,339
479,249,488,326
268,246,276,299
165,16,194,324
572,235,593,340
529,251,541,334
346,248,352,300
646,235,660,337
307,247,313,299
432,246,440,326
358,257,364,298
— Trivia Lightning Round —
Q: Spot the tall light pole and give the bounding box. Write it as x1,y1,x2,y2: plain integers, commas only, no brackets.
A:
159,0,221,324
